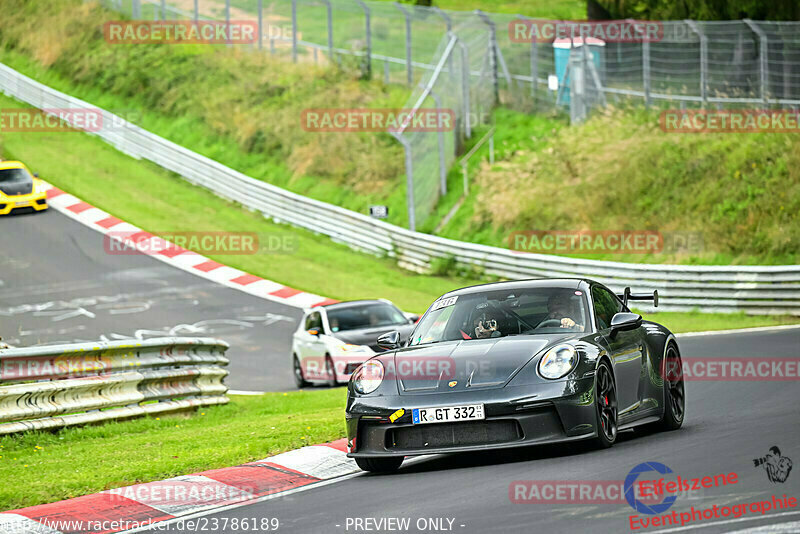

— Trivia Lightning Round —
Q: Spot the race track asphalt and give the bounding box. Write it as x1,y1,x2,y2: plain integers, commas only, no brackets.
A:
199,328,800,534
0,208,302,392
4,209,799,534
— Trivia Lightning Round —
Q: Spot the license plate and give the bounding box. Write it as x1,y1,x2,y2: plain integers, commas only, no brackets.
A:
412,404,485,425
15,201,30,207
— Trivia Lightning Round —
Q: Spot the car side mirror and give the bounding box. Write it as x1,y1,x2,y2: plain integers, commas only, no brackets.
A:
407,314,420,324
307,328,322,337
609,312,642,338
377,331,400,350
33,173,39,178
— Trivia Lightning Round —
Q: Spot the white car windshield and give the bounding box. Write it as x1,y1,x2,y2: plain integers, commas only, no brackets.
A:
327,303,407,332
410,287,590,346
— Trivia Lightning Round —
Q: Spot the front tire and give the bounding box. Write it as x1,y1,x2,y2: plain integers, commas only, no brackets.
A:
355,456,404,473
293,355,309,389
591,360,618,449
324,355,338,387
657,343,685,431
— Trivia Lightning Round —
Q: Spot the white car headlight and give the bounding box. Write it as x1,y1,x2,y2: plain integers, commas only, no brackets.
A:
352,360,384,394
339,343,369,353
538,344,577,380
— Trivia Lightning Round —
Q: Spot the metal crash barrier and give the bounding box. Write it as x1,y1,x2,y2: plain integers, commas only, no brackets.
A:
0,337,229,435
0,63,798,315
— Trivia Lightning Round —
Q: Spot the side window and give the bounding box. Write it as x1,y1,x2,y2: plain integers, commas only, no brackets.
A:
592,286,623,330
305,312,322,331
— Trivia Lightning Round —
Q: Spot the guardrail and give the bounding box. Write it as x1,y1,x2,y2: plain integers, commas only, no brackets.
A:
0,338,229,435
0,63,797,315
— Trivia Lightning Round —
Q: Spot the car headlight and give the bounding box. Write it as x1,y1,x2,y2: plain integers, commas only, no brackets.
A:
538,344,577,380
352,360,384,394
340,343,369,353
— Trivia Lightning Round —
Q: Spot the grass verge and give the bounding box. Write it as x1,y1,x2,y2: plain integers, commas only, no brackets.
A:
0,390,346,511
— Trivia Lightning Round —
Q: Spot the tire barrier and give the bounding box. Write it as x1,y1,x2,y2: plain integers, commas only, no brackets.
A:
0,337,229,435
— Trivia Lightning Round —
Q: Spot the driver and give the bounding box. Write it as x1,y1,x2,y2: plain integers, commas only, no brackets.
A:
543,293,583,329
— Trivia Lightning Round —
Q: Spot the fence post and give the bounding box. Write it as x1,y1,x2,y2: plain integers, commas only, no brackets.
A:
160,0,166,20
291,0,298,63
354,0,372,80
132,0,141,19
475,10,499,105
432,7,453,76
257,0,263,50
449,33,472,139
514,15,538,100
429,89,447,196
394,3,413,86
744,19,769,105
323,0,334,60
225,0,231,47
391,132,416,232
643,40,651,107
630,19,651,107
456,36,472,139
685,20,707,105
569,50,586,123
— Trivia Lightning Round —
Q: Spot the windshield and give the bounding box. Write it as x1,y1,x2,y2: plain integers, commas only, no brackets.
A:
327,302,407,333
410,287,590,346
0,168,32,184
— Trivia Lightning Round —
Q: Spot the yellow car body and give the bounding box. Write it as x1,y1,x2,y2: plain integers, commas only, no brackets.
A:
0,160,48,215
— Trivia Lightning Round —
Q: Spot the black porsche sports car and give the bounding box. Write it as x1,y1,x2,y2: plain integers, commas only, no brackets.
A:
345,278,685,473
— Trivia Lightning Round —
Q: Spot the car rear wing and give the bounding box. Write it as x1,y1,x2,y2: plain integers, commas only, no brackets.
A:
618,287,659,308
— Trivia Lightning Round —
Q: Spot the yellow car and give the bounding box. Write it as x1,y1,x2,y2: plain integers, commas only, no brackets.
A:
0,160,48,215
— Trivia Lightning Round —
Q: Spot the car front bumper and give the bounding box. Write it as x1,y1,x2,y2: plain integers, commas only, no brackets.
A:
346,377,598,457
0,191,48,214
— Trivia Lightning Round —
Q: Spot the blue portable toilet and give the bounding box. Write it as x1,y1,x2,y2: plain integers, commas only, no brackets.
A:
553,37,605,105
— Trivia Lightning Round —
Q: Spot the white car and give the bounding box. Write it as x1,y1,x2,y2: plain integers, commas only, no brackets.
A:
291,299,418,387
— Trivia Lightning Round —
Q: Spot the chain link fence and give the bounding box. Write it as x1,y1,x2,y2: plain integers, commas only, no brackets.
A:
102,0,800,227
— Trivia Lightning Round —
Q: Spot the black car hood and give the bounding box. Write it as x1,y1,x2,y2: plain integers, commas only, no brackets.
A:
393,334,575,395
0,179,32,196
333,324,415,352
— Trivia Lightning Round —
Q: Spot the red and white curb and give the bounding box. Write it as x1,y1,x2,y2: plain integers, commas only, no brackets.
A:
0,439,356,534
42,182,338,310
